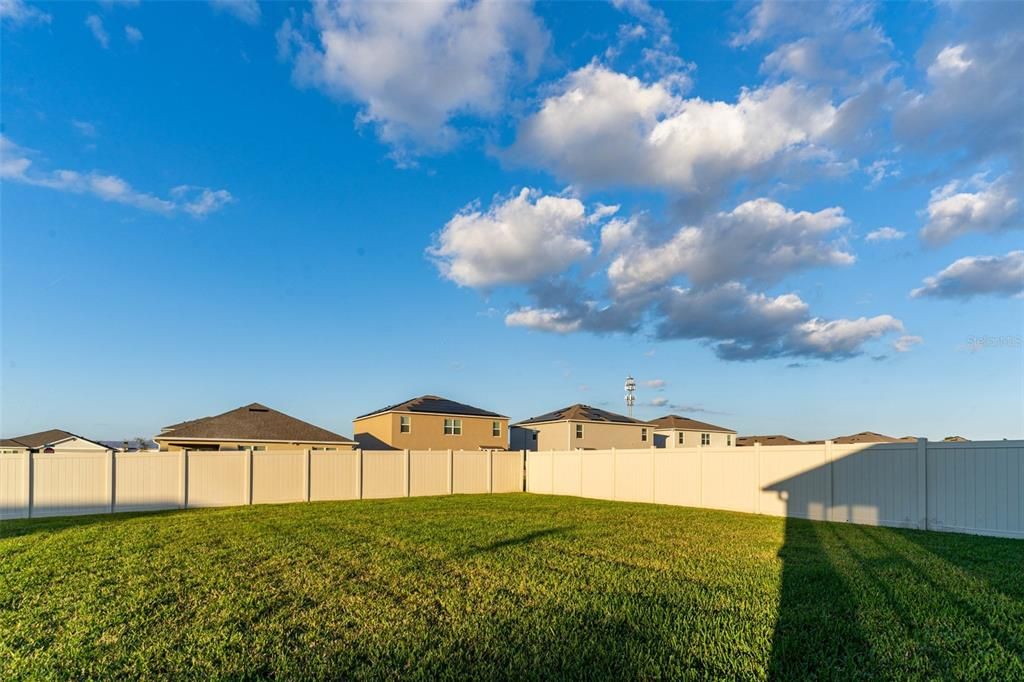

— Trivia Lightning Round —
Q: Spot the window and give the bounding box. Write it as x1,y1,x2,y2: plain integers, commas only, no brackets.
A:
641,428,648,442
678,432,685,445
400,415,411,433
701,433,710,446
727,435,732,446
492,420,501,437
312,447,337,451
237,444,266,451
575,423,584,439
532,432,538,441
444,418,462,435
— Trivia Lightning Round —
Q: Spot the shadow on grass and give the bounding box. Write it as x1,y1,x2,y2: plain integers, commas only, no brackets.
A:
0,507,187,541
464,526,574,556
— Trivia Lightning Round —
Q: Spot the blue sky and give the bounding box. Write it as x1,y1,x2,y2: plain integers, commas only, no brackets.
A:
1,0,1021,441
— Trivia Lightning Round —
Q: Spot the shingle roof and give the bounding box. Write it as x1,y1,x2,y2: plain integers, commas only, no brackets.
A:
737,434,806,446
355,395,507,420
829,431,918,444
650,414,736,434
0,429,109,450
158,403,355,444
514,404,650,426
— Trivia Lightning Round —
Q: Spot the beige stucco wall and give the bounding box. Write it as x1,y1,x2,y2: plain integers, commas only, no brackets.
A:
519,420,653,451
353,412,508,450
653,428,735,448
155,439,355,452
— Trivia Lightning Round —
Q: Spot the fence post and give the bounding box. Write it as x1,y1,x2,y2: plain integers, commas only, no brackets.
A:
754,442,761,515
357,449,363,500
824,440,834,522
24,451,33,519
304,449,311,503
404,449,411,497
487,450,493,494
447,449,454,495
179,449,188,509
521,450,527,492
245,449,253,505
611,447,617,500
917,438,928,530
108,450,116,514
697,448,703,507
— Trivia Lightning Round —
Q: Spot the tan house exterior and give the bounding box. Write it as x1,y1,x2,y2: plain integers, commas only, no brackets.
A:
511,404,653,451
0,429,112,455
650,415,736,448
155,403,357,452
352,395,509,451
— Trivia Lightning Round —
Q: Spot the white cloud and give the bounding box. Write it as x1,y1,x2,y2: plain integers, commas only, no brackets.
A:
894,3,1024,166
608,198,853,296
278,0,548,155
645,379,666,389
505,308,582,334
125,25,143,43
172,185,235,217
655,281,904,361
649,397,669,407
210,0,260,25
510,64,839,199
865,226,905,242
912,251,1024,300
599,215,640,254
430,188,610,289
920,172,1020,245
0,0,50,26
86,15,110,49
1,135,232,217
72,120,98,138
893,335,923,353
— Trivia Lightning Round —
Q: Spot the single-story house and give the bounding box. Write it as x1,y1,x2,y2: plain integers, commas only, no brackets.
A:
0,429,112,455
649,415,736,448
352,395,509,451
155,403,357,452
511,404,653,451
808,431,918,445
737,435,806,447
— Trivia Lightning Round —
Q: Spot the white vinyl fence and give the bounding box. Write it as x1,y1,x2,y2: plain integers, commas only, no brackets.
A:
0,449,525,520
527,440,1024,539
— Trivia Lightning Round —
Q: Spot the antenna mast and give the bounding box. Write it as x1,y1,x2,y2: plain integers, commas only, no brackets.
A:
624,375,636,417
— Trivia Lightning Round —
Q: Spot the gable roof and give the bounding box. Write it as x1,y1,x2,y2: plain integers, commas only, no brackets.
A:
514,404,650,426
355,395,506,420
650,415,736,434
828,431,918,444
737,434,806,446
157,403,355,444
0,429,111,450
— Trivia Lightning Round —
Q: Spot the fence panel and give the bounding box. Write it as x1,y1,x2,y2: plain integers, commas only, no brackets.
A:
252,451,306,505
32,452,110,517
362,450,405,499
527,451,553,494
701,449,757,514
614,449,654,503
580,449,615,500
758,446,829,520
832,444,918,528
552,451,582,497
187,451,247,508
115,452,181,512
928,442,1024,538
0,453,29,520
310,450,359,501
410,450,449,497
492,451,524,493
453,451,488,494
653,450,700,507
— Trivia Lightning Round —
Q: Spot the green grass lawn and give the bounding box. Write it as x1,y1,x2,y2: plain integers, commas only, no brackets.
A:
2,494,1022,680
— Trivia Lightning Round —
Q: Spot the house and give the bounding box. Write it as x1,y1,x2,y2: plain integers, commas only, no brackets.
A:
352,395,509,451
650,415,736,448
0,429,112,454
737,435,806,447
155,403,357,452
824,431,918,444
511,404,653,451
